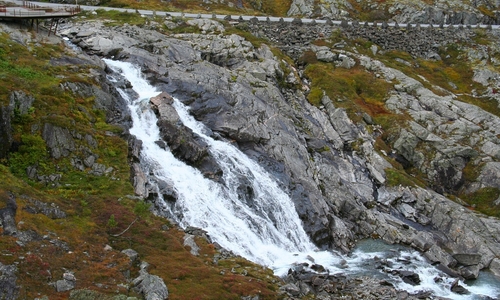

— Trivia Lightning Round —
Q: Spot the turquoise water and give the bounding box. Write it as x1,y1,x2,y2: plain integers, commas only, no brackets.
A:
346,239,500,300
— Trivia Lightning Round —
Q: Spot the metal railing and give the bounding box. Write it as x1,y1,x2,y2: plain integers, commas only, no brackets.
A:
0,1,80,17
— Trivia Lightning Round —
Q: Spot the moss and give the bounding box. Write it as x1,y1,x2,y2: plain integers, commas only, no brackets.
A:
385,168,419,187
304,63,392,121
8,134,52,178
461,187,500,218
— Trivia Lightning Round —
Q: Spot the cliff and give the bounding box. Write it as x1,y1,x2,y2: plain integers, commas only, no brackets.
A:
1,5,500,300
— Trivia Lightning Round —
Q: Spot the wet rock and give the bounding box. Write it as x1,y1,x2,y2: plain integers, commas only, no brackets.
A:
392,270,421,285
131,163,148,198
450,279,470,295
459,264,481,280
150,92,222,179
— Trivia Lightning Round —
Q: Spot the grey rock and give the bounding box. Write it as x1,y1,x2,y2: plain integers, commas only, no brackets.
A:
459,264,481,279
55,273,76,292
477,162,500,189
9,90,35,116
43,123,76,159
84,155,96,168
122,249,139,263
65,20,500,282
23,198,67,219
186,19,224,33
489,258,500,278
55,279,75,292
133,269,168,300
453,253,482,267
131,163,148,198
0,263,19,300
89,163,107,176
411,231,434,252
472,68,498,86
150,92,222,179
280,283,301,296
183,234,200,256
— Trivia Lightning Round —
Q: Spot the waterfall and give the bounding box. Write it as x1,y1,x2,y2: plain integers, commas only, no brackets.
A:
103,59,500,299
103,59,340,275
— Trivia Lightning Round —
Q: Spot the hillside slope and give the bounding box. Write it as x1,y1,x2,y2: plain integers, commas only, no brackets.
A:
1,3,500,300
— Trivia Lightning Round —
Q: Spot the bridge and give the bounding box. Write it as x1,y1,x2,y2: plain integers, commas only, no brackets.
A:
1,1,81,35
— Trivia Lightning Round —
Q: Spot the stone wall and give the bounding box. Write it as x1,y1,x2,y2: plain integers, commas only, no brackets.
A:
240,18,476,59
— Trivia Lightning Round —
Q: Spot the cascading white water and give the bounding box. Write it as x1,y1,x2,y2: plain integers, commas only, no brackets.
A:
103,59,500,299
103,58,340,275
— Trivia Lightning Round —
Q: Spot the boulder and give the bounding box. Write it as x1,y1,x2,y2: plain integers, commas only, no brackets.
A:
122,249,139,263
453,253,482,267
55,272,76,292
392,270,421,285
133,266,169,300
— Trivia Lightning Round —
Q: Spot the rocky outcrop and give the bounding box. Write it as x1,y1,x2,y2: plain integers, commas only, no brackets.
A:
0,90,35,160
0,262,19,300
59,18,500,281
149,92,222,180
133,262,169,300
22,197,67,219
287,0,500,24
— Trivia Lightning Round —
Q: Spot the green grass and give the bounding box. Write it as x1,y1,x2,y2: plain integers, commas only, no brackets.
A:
461,187,500,218
304,63,392,120
0,16,284,300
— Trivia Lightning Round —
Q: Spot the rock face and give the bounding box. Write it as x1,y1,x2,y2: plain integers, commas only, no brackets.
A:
287,0,500,24
60,18,500,280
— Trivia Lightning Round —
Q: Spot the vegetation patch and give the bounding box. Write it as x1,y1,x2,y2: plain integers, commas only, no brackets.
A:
385,168,422,188
0,20,283,300
461,187,500,218
304,63,392,119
